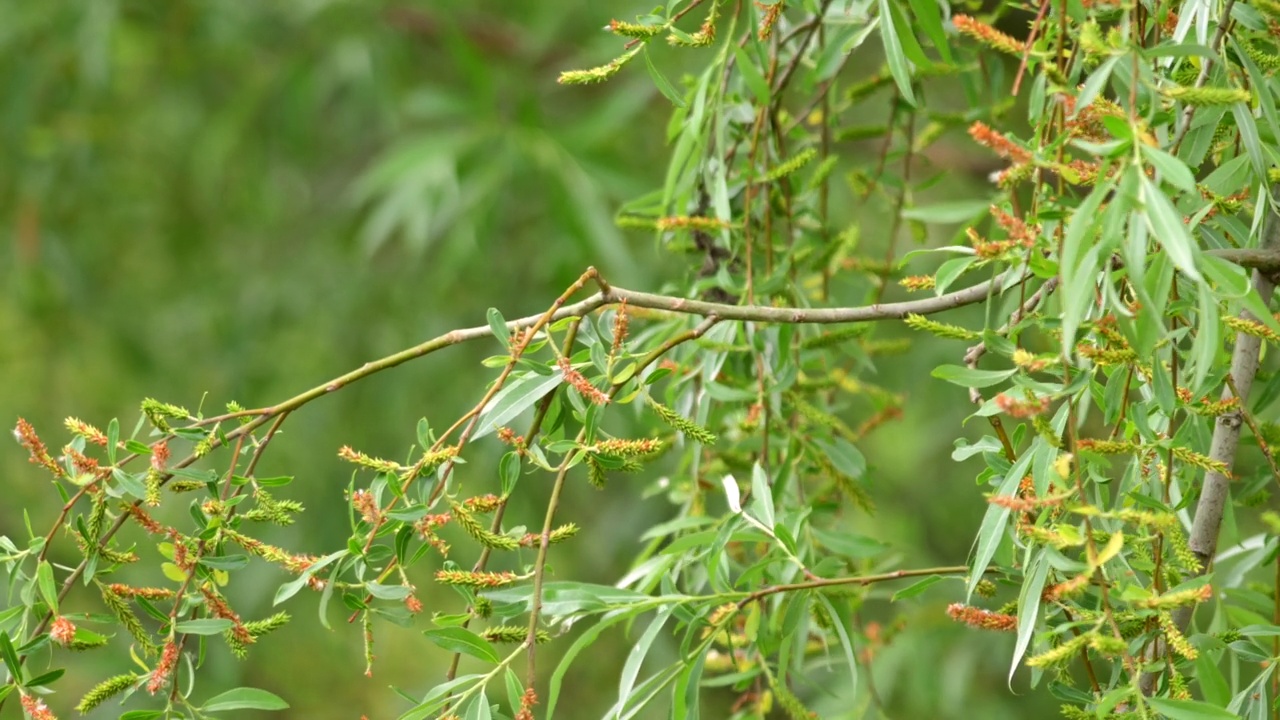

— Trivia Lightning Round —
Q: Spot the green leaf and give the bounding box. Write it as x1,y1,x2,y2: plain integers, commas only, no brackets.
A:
931,365,1017,389
814,594,858,692
748,462,774,530
0,631,22,684
367,582,412,600
201,687,290,712
643,49,686,108
968,450,1035,599
1140,174,1201,282
396,674,487,720
1140,144,1197,193
733,46,771,105
483,582,650,617
1059,178,1114,351
462,692,493,720
422,627,500,664
472,371,565,440
891,575,946,601
1010,549,1049,684
274,549,346,606
487,308,509,349
198,554,250,571
175,618,234,635
504,669,524,717
614,606,673,715
1145,696,1240,720
812,438,865,481
1188,282,1220,394
417,417,432,451
1073,56,1119,120
812,528,888,559
1231,100,1267,181
906,0,952,62
1201,254,1280,335
1196,652,1231,708
107,417,119,464
36,560,58,615
548,606,649,718
900,199,992,224
24,668,64,689
877,0,915,105
933,255,978,295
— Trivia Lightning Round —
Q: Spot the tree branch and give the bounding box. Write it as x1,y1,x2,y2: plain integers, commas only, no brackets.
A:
1140,207,1280,695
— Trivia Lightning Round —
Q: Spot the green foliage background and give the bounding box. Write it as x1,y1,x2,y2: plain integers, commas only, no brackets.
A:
2,2,1046,717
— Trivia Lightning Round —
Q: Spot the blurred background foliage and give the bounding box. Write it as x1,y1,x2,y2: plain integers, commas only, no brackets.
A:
2,1,1054,718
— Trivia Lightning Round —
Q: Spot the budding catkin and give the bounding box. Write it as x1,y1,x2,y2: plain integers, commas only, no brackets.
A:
646,398,717,444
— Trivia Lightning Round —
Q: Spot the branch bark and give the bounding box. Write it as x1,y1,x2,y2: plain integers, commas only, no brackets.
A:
1139,207,1280,695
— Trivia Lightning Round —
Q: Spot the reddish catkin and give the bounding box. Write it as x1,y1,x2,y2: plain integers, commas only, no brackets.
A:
14,418,65,478
967,121,1031,163
65,416,108,446
108,583,174,600
946,603,1018,632
21,693,57,720
611,299,629,355
515,688,538,720
350,488,381,524
952,14,1026,56
125,504,166,534
147,642,179,694
150,439,170,472
994,393,1051,418
50,616,76,646
558,357,609,405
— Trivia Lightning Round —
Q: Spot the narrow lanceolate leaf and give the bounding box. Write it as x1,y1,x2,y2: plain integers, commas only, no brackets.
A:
1140,174,1201,282
612,606,674,718
877,0,915,105
422,627,500,664
200,687,290,712
1010,549,1050,685
473,371,565,440
1059,177,1114,353
968,450,1034,600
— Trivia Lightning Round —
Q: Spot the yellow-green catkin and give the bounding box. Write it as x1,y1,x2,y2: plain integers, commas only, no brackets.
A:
99,584,156,656
558,47,642,85
806,155,839,190
75,673,139,714
1248,42,1280,72
801,325,871,349
647,397,717,444
1026,633,1092,668
667,1,717,47
229,612,292,658
607,19,664,39
1224,316,1280,342
449,500,519,550
1163,85,1252,106
140,398,189,432
770,678,817,720
86,490,108,542
481,625,551,644
587,457,607,488
903,313,980,341
764,148,817,183
1158,612,1197,659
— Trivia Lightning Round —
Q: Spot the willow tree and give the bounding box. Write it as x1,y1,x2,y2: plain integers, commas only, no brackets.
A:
8,1,1280,718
